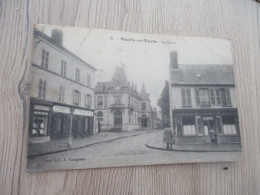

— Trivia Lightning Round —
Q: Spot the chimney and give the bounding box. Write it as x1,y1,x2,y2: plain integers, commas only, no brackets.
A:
51,29,63,46
170,51,178,69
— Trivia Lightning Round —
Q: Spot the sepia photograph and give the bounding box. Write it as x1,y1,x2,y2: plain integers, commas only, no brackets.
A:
27,24,242,172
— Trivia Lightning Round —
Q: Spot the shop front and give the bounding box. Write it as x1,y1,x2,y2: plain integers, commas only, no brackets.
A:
28,99,52,143
50,105,94,140
29,98,95,143
172,108,241,145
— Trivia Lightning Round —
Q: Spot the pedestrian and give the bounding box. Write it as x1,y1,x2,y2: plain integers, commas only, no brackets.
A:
163,129,174,150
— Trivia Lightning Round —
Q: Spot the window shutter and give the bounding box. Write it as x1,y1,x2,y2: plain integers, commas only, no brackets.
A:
226,89,232,106
216,89,222,105
72,89,75,104
187,89,191,106
59,86,62,102
43,80,46,99
78,91,81,106
195,89,200,105
220,88,227,106
210,89,216,105
181,89,186,106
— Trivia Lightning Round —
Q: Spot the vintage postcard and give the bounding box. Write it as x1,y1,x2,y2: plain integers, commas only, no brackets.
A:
27,24,242,171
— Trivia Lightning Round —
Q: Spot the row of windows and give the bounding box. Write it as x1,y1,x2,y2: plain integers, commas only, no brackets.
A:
96,111,142,125
181,88,232,107
97,95,150,111
38,79,92,108
180,116,237,136
97,95,122,107
41,49,92,87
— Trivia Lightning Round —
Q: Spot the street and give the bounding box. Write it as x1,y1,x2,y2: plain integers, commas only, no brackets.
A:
27,130,241,171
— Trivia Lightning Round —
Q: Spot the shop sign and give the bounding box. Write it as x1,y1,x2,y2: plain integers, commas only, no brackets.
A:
53,105,71,114
34,105,50,111
73,109,93,116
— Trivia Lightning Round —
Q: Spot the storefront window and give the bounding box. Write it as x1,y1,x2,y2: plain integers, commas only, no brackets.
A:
182,116,196,136
32,111,48,136
222,116,236,135
53,114,62,134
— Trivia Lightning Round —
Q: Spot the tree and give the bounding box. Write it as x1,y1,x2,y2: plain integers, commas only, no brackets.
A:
157,81,170,127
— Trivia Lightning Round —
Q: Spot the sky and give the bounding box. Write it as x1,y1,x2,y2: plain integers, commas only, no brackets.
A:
35,24,233,109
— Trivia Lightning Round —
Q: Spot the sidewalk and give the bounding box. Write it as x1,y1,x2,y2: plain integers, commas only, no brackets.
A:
27,129,154,158
145,133,242,152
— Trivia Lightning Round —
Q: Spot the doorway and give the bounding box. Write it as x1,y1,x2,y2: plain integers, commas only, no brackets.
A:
203,119,216,143
114,111,122,128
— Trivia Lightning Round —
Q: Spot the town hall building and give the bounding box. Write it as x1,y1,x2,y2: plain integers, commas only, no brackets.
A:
95,67,153,131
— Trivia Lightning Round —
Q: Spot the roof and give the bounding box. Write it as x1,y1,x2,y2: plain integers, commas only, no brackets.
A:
34,30,97,71
94,68,150,101
140,84,150,100
95,82,112,92
111,67,129,87
170,64,235,85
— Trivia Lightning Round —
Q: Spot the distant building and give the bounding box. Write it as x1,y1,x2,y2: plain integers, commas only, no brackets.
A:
151,108,162,129
95,67,152,131
169,52,241,145
29,29,97,143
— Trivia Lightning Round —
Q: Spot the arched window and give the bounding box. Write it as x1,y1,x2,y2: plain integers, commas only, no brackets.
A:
97,111,103,121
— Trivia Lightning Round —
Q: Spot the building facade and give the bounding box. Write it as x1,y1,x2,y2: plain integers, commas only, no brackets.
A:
95,67,152,131
29,29,97,143
169,52,241,145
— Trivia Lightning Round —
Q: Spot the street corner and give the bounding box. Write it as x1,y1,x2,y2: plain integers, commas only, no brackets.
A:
145,133,242,152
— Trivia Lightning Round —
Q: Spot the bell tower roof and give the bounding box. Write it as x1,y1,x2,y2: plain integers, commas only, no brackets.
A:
140,83,150,100
111,67,129,87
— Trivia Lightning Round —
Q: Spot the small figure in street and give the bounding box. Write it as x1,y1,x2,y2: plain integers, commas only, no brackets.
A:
98,120,101,133
209,129,216,142
163,129,174,150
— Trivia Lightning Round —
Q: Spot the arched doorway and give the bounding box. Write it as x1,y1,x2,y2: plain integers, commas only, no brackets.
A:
114,111,122,128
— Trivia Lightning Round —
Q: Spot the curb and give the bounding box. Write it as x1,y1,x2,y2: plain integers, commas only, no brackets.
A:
28,131,154,158
145,143,242,153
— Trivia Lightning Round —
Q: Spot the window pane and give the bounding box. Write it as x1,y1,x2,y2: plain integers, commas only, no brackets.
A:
199,89,210,107
195,89,200,105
